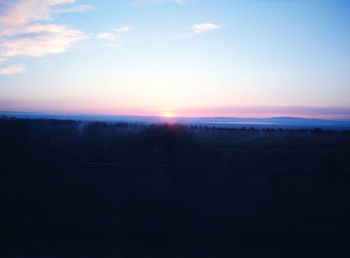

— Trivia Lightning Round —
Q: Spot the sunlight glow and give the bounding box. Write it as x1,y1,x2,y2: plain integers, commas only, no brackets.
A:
162,111,176,118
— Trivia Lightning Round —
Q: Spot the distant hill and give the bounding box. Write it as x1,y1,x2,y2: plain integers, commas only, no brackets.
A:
1,111,350,129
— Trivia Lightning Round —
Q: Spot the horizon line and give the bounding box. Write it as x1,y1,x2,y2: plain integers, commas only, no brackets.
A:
1,109,350,122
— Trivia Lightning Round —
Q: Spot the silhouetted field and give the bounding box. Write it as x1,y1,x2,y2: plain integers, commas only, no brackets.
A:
1,117,350,257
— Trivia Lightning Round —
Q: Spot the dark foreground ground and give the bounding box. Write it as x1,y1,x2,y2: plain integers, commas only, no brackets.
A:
1,118,350,257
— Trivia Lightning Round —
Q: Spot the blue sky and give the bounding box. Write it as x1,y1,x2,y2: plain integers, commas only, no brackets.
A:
0,0,350,118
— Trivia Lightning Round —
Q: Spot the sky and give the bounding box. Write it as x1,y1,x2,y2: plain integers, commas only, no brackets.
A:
0,0,350,119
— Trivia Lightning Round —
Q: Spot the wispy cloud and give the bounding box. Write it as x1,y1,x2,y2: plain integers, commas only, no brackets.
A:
174,0,195,5
0,24,86,58
0,0,88,75
0,0,74,26
97,27,131,46
135,0,196,5
193,22,221,34
0,65,26,75
54,4,94,13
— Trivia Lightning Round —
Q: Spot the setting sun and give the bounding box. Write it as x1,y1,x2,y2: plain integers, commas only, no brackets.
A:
162,111,176,118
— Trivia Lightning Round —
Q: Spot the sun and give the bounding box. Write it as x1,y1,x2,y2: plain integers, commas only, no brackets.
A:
162,111,176,118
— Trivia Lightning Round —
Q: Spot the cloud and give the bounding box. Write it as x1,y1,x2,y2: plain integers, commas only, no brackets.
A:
97,27,131,45
0,65,26,75
0,0,74,26
54,4,94,13
193,22,221,34
0,24,87,58
0,0,88,75
135,0,195,5
175,0,194,5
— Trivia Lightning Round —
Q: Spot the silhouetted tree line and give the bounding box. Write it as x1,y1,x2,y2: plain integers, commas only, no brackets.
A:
0,117,349,169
